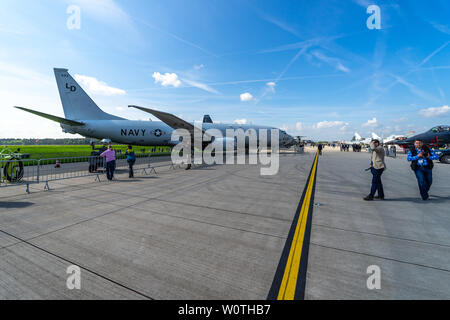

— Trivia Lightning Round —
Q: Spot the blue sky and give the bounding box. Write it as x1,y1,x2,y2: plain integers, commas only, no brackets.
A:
1,0,450,140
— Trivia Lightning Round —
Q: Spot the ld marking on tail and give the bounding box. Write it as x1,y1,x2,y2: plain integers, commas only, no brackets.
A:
65,83,76,92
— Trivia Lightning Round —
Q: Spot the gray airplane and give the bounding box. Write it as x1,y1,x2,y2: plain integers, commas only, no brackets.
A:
16,68,296,150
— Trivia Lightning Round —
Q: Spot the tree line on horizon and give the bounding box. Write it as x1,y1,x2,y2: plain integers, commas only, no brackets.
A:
0,138,96,145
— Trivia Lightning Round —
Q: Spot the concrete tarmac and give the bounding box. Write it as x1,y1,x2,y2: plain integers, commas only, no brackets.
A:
0,150,449,299
308,150,450,299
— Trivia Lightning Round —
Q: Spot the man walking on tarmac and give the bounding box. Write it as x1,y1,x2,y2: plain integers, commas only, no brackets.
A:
364,139,386,201
317,143,323,155
407,139,439,200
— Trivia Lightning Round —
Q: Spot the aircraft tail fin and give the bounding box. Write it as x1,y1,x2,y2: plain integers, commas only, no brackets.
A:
53,68,123,120
203,114,213,123
371,132,381,140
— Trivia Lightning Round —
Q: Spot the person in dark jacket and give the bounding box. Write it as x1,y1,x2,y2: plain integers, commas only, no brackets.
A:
317,143,323,155
125,145,136,178
407,140,439,200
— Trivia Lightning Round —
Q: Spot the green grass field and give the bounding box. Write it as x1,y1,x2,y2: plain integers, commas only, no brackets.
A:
1,145,171,160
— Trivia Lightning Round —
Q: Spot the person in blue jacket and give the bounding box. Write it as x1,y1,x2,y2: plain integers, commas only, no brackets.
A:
407,140,439,200
125,145,136,178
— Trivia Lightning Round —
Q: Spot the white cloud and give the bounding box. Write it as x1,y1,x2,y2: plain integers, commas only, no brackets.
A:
295,122,302,131
362,117,378,127
234,119,248,125
152,72,182,88
315,120,347,129
151,71,218,94
194,64,205,70
74,74,126,96
266,81,276,93
0,64,75,138
419,105,450,118
182,78,219,94
240,92,255,102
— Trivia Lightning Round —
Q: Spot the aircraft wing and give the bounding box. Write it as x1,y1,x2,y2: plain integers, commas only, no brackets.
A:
14,106,85,126
129,105,210,140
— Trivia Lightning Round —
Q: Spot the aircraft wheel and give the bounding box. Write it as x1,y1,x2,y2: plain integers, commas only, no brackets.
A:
3,160,24,182
440,155,450,164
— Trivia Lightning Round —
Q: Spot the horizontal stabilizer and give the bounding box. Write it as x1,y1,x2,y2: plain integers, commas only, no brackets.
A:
14,106,85,126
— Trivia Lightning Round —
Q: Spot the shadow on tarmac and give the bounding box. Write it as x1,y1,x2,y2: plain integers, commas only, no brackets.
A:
383,195,450,203
0,202,34,208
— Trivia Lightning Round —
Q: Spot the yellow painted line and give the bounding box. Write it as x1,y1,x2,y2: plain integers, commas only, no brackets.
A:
277,152,319,300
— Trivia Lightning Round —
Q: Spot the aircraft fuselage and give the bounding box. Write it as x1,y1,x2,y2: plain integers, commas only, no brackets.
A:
62,120,294,147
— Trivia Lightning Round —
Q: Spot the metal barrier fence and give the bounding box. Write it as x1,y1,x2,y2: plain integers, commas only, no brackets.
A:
0,153,163,193
0,158,40,193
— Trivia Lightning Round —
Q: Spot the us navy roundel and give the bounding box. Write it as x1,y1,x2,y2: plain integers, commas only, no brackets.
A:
154,129,162,137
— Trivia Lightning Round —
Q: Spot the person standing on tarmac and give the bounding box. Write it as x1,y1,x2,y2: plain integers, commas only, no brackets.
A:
125,145,136,178
407,140,439,200
364,139,386,201
317,143,323,155
100,145,116,181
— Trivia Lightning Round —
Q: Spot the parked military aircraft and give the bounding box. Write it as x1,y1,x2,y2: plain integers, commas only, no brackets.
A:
383,134,405,144
15,68,296,150
342,132,376,145
393,126,450,147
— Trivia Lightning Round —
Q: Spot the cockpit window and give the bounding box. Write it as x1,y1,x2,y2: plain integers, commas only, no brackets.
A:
430,126,449,132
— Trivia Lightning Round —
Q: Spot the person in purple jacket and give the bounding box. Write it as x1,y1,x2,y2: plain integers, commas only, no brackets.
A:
100,145,116,181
